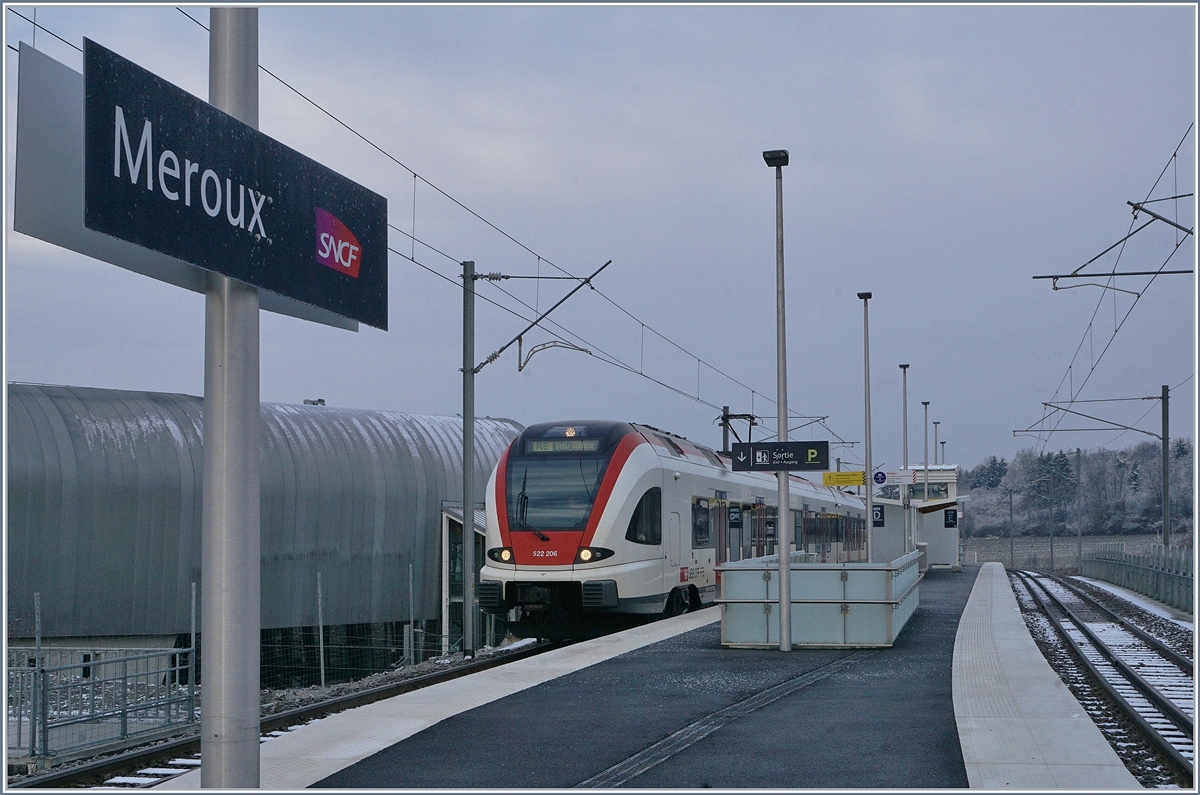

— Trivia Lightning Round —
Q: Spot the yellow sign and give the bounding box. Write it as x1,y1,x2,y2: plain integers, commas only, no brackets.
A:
823,471,866,487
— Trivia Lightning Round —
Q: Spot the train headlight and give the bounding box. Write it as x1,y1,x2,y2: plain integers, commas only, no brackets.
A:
575,547,615,564
487,547,514,563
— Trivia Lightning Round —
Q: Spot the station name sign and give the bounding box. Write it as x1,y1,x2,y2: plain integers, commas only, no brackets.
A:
730,441,829,472
83,39,387,329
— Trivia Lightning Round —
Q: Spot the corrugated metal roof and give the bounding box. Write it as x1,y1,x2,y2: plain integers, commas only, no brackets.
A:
440,504,488,533
6,383,521,638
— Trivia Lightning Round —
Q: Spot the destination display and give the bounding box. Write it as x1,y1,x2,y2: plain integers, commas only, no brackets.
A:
730,441,829,472
83,39,388,329
526,439,601,454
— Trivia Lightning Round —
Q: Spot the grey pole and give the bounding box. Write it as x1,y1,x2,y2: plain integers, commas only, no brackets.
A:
1161,384,1170,547
1049,473,1055,572
765,150,791,652
900,365,910,552
201,8,260,788
921,401,929,548
722,406,730,455
462,260,476,659
933,422,940,465
1075,448,1083,571
940,441,946,467
858,293,873,562
316,572,325,688
189,582,197,722
1008,489,1014,570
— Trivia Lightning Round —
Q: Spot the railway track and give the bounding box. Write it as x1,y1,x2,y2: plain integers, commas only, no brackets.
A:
1014,569,1194,779
8,640,558,789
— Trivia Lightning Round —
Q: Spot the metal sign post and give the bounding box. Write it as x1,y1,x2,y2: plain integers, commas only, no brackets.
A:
19,12,386,788
201,8,260,788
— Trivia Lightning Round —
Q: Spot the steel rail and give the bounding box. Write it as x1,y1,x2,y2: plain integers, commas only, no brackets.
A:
1015,570,1193,777
1023,572,1192,736
1046,572,1193,675
8,641,556,789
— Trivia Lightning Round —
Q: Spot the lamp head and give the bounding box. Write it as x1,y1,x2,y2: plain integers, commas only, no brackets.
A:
763,149,789,167
857,292,872,300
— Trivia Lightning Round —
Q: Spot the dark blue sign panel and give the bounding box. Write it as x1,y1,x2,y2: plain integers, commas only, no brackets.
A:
730,441,829,472
872,504,885,528
83,39,387,330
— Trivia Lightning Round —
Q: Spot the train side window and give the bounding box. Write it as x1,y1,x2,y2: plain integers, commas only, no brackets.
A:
625,487,662,545
692,497,713,548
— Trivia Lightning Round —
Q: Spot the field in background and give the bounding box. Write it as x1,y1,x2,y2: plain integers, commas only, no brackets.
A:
962,534,1190,573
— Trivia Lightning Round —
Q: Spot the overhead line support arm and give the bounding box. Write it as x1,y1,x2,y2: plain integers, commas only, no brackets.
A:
474,260,612,374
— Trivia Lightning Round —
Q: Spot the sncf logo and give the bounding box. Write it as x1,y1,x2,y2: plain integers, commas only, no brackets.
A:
315,208,361,278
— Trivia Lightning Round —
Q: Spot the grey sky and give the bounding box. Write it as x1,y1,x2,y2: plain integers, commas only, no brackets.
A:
4,3,1196,473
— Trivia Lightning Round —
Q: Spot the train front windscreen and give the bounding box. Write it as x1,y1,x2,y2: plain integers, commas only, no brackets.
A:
506,422,632,532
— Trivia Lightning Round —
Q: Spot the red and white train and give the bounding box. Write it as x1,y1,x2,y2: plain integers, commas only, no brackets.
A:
478,420,867,639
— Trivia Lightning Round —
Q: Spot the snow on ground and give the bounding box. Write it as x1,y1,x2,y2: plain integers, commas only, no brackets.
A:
1072,576,1193,630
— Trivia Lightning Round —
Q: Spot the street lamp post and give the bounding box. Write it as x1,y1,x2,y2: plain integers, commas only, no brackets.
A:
922,401,930,548
933,421,940,465
941,440,946,467
858,293,873,562
764,148,791,652
900,365,910,552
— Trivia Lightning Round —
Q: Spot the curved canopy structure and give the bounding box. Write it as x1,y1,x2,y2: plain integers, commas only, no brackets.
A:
7,382,520,639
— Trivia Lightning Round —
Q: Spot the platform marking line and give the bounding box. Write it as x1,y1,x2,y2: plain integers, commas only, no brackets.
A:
574,649,877,788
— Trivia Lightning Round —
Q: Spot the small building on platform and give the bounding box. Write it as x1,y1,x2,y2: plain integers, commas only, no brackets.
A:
870,465,964,570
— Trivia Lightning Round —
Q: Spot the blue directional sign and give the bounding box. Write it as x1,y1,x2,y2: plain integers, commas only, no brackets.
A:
730,441,829,472
83,39,388,329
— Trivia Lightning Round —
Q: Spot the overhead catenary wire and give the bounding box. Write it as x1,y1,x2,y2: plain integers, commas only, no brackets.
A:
1029,124,1195,451
170,6,837,429
13,7,851,443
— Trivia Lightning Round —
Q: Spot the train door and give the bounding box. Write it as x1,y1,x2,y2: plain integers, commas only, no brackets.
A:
749,503,765,557
667,512,682,568
710,494,729,569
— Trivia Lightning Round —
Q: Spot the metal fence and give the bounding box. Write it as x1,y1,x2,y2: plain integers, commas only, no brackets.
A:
260,618,508,690
7,646,195,767
1080,542,1193,613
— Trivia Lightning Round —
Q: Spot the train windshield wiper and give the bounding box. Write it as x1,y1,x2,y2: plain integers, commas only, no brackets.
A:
514,469,550,541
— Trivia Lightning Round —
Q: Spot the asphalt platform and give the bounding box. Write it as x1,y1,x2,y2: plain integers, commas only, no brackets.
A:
315,566,978,789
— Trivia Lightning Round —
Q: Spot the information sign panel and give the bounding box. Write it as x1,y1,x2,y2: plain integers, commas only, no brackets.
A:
83,39,387,329
823,471,865,487
872,504,885,527
730,441,829,472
